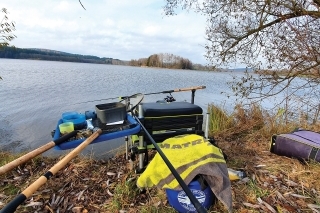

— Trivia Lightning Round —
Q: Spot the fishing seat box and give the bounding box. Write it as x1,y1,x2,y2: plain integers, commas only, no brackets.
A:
270,130,320,162
139,102,204,144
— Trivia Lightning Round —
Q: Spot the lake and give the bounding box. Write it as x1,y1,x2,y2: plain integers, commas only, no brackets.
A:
0,59,245,158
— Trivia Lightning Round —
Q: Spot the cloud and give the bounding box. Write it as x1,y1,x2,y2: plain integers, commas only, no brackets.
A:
2,0,208,64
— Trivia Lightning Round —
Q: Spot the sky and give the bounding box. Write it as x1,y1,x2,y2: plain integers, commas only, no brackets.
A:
1,0,209,65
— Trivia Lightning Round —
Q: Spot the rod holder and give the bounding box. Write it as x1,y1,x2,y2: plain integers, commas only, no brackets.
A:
138,104,144,170
191,89,196,104
205,112,209,139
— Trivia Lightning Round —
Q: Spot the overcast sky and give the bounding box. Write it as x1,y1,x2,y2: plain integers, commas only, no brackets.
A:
2,0,209,64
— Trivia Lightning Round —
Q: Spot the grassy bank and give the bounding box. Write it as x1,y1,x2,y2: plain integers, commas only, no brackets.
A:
1,104,320,212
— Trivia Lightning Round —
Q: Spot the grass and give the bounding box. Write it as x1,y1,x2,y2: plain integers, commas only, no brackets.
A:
208,104,234,133
207,103,304,139
2,183,20,195
0,152,23,167
246,179,270,198
105,175,139,211
1,103,320,212
207,103,320,212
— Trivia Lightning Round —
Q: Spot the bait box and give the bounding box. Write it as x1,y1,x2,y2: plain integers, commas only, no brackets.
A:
95,102,126,125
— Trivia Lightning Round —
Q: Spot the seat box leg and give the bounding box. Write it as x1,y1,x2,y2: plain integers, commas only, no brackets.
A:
138,135,144,170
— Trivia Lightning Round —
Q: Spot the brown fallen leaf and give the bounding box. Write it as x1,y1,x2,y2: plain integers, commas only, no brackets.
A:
257,197,277,213
243,202,260,209
72,206,83,213
308,204,320,209
282,204,297,212
45,205,54,213
289,193,311,199
24,201,43,207
285,180,298,186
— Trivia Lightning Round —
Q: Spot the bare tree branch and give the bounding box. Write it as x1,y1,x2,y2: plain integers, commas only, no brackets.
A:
0,8,16,48
79,0,86,10
163,0,320,120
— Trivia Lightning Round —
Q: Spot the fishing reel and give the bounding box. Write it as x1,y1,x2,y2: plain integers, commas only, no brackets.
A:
156,93,176,103
164,93,176,102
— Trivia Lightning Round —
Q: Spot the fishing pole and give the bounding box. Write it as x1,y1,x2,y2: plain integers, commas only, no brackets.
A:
0,130,77,175
144,85,206,95
72,93,142,105
72,85,206,105
0,129,102,213
132,115,208,213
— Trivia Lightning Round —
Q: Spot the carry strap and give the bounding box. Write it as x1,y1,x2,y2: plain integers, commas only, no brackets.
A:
309,147,319,160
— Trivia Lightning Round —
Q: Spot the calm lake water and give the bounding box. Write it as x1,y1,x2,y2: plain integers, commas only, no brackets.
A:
0,59,244,157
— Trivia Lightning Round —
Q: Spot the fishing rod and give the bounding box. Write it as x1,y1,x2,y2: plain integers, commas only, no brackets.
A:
72,85,206,105
72,93,143,105
0,130,77,176
144,85,206,95
132,115,208,213
0,129,102,213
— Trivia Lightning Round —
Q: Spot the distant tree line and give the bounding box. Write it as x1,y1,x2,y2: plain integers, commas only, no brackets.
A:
0,45,212,70
129,53,207,70
0,46,125,65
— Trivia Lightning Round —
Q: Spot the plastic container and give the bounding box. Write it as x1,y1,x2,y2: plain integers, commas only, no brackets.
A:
228,168,246,181
86,120,94,130
62,111,78,119
59,122,74,134
165,179,215,213
95,102,126,124
85,110,97,120
63,113,87,130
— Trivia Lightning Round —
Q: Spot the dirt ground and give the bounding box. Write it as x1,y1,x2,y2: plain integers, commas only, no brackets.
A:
1,135,320,213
